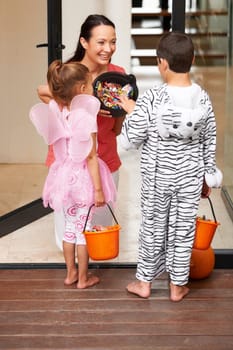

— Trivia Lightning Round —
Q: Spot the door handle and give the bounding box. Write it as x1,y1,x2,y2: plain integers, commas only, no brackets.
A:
36,43,48,48
36,43,65,49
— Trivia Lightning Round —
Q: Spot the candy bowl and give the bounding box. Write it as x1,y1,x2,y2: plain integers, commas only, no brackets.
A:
93,71,138,117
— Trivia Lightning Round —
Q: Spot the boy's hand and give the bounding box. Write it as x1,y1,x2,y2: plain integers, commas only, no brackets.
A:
118,95,136,114
201,178,211,198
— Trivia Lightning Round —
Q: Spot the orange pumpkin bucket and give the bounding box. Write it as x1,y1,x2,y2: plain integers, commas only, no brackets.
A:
193,197,220,250
83,204,120,261
190,246,215,280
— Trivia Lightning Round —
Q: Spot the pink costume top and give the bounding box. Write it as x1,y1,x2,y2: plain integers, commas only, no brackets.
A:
30,94,116,211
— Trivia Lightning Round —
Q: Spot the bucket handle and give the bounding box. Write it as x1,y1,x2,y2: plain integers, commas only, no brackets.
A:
83,203,119,232
206,196,217,223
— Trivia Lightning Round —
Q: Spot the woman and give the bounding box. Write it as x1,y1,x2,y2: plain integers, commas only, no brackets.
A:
38,14,126,250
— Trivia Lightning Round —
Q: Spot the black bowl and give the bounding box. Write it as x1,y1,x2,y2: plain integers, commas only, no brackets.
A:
93,71,138,117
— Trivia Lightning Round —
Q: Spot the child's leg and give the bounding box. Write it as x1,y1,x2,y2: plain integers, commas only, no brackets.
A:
126,280,152,299
63,241,78,285
62,205,81,285
169,282,189,302
63,203,99,289
76,244,100,289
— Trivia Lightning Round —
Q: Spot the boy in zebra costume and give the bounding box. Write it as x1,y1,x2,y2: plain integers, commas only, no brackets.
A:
119,32,222,301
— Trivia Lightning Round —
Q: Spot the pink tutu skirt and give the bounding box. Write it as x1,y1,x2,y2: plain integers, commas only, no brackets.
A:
42,158,116,211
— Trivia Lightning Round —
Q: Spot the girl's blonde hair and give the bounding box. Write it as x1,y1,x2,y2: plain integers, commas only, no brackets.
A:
47,60,90,105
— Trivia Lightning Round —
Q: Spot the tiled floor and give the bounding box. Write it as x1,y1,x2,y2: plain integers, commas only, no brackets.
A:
0,66,232,264
0,163,48,217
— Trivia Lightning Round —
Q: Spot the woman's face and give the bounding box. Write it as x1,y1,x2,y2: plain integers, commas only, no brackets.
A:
81,24,117,66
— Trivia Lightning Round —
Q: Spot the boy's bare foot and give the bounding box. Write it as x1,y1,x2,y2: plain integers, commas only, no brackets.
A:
77,274,100,289
170,282,189,302
126,280,151,299
64,270,79,286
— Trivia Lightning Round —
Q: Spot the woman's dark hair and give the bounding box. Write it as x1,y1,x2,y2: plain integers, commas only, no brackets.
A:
67,14,115,63
157,32,194,73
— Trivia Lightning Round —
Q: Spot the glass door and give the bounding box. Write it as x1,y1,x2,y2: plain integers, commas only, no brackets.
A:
130,0,233,253
0,0,63,234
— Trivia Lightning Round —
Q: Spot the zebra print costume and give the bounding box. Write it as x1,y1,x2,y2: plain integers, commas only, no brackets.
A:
120,83,222,286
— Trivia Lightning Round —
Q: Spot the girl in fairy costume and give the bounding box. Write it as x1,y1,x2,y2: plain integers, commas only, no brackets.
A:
30,60,116,288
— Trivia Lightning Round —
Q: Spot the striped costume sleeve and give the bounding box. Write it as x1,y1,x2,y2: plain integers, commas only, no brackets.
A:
120,88,156,150
200,90,223,187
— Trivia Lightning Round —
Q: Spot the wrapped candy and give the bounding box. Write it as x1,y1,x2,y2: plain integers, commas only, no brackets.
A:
95,81,134,110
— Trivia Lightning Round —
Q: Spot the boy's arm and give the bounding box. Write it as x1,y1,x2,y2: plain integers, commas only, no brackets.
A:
120,91,152,150
202,93,222,188
118,95,136,115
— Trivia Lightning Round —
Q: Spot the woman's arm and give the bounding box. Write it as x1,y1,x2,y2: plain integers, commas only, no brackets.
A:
37,84,53,104
112,116,125,136
86,133,105,206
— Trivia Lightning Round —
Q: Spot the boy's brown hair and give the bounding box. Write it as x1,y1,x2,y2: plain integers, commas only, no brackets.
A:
156,32,194,73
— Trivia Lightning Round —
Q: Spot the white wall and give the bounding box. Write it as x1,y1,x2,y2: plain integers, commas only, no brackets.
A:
62,0,103,62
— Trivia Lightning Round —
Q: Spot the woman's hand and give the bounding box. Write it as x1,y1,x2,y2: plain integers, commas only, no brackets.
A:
98,109,112,118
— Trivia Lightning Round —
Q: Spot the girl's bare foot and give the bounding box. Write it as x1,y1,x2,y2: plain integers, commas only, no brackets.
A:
77,274,100,289
64,270,79,286
126,280,151,299
170,282,189,302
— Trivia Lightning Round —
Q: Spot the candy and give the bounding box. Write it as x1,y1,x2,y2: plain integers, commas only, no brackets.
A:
95,81,134,110
86,225,108,232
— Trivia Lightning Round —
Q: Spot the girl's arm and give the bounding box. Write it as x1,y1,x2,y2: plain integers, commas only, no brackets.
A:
37,84,53,104
86,133,105,207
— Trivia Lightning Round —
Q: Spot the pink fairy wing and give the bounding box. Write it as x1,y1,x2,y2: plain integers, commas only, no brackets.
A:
68,95,100,162
70,94,100,123
29,101,67,145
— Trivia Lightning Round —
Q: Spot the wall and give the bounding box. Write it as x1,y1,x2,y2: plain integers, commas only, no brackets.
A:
0,0,47,163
